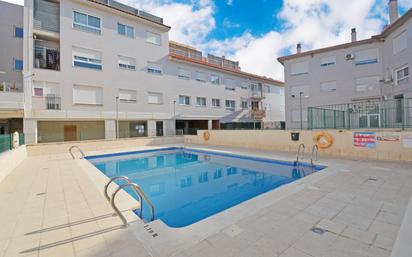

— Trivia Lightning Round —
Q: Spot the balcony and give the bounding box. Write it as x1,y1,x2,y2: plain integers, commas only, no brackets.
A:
33,0,60,33
45,95,61,110
169,42,203,61
0,82,23,93
251,109,266,119
251,90,265,99
34,44,60,71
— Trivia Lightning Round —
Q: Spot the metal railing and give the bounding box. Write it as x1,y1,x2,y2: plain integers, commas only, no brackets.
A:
308,98,412,130
69,146,85,159
104,176,155,226
311,145,318,166
45,96,61,110
295,143,305,165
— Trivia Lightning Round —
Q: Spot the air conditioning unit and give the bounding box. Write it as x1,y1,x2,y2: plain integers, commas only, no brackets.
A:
345,53,355,60
383,74,393,84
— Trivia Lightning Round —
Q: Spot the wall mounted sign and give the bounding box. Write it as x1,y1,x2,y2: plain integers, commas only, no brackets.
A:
376,133,400,142
354,132,376,148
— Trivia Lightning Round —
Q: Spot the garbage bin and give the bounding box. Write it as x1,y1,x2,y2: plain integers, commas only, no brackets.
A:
291,132,300,141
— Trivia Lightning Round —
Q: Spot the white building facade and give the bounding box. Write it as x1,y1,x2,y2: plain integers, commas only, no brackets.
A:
278,0,411,130
14,0,285,144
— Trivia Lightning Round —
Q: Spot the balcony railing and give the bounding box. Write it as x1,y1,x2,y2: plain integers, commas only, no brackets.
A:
45,96,61,110
251,109,266,119
34,45,60,70
251,90,265,99
0,82,23,93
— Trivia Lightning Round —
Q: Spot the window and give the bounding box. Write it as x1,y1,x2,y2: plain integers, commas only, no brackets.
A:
73,11,101,34
395,66,409,85
224,78,236,91
355,76,379,92
178,95,190,105
148,92,163,104
320,81,337,92
147,62,162,74
118,56,136,70
212,98,220,108
225,100,236,111
73,85,103,105
118,89,137,102
196,97,206,107
33,81,59,97
271,86,282,95
393,31,407,55
72,47,102,70
290,61,308,75
178,68,190,79
117,23,134,38
14,59,23,71
210,74,220,85
291,85,309,98
146,31,161,45
196,72,206,82
355,48,378,65
320,56,336,67
241,81,249,90
14,27,23,38
241,101,248,109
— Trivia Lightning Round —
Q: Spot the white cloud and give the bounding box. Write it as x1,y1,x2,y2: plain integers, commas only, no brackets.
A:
227,0,234,6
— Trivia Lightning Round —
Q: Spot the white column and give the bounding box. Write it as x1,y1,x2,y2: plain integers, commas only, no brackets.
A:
147,120,156,137
105,120,116,140
23,118,37,144
164,119,175,136
208,120,212,130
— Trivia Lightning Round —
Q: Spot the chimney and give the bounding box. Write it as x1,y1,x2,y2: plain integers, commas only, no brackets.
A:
389,0,399,24
296,43,302,54
351,28,357,42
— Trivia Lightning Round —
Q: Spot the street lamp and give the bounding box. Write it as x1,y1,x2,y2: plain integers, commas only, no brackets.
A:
115,96,119,139
291,92,306,131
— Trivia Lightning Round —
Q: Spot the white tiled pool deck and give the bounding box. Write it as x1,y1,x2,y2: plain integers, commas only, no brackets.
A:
1,144,412,257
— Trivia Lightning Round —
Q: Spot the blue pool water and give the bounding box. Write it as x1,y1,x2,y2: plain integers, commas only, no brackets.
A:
86,147,325,228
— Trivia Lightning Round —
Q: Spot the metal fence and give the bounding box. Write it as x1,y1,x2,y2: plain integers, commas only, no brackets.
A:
0,134,25,154
308,98,412,130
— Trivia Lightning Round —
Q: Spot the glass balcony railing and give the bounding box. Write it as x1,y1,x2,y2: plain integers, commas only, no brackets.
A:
34,45,60,71
0,82,23,93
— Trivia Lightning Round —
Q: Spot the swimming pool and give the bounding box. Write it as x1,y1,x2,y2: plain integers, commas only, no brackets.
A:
86,147,325,228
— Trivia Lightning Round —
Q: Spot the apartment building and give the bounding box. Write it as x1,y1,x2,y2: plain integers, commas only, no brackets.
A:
278,0,412,130
0,1,24,135
13,0,284,144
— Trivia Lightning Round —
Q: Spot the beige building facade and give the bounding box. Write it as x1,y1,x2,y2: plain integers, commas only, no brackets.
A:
278,0,412,130
15,0,285,144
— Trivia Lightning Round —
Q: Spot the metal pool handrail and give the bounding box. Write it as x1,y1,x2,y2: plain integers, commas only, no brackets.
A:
311,145,318,166
296,143,305,163
111,183,155,226
104,176,132,201
69,146,85,159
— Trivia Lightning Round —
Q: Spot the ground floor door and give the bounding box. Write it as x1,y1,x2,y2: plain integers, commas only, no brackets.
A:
156,121,164,137
64,125,77,141
359,103,380,128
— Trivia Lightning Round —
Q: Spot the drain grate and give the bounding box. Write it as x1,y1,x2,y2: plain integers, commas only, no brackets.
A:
367,177,378,181
311,227,326,235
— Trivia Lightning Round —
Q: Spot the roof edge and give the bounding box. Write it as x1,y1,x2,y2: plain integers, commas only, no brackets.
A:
169,53,284,85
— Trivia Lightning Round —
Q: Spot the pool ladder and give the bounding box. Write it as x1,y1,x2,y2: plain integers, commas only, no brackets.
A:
295,143,305,166
311,145,318,166
69,146,85,159
104,176,155,227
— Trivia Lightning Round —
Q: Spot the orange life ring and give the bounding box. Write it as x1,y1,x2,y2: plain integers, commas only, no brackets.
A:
314,132,333,149
203,131,210,141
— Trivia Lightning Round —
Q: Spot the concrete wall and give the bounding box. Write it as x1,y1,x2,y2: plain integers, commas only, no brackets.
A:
26,135,184,156
185,130,412,162
0,146,27,183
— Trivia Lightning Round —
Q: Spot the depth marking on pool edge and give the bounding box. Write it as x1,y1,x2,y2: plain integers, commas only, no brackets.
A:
144,224,159,238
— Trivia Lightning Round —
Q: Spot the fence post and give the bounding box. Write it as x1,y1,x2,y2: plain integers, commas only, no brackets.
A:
346,104,351,130
402,99,405,130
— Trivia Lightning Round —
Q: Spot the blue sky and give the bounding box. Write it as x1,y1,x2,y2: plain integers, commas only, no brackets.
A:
3,0,411,79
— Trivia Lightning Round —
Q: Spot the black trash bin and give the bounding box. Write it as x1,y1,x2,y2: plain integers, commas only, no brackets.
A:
291,132,300,141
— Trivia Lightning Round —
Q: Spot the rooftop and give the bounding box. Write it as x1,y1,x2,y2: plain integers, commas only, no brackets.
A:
169,41,284,85
277,8,412,64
